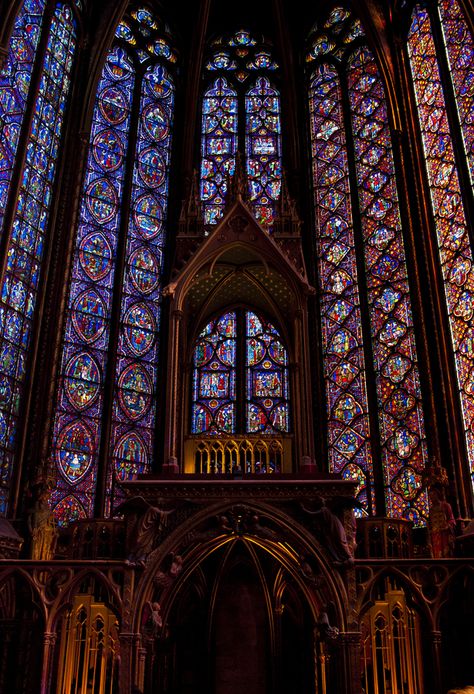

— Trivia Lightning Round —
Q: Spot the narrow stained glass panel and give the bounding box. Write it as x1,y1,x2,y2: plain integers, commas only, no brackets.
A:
0,3,76,514
200,77,237,226
108,63,174,513
50,47,134,523
246,311,289,434
246,77,282,228
0,0,46,240
439,0,474,188
309,64,374,510
408,6,474,492
348,46,428,523
191,313,237,435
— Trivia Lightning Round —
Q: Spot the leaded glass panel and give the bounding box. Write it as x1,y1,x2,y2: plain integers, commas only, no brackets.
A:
0,2,76,514
408,5,474,492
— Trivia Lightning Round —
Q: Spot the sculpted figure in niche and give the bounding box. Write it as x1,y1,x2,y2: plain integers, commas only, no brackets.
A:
428,486,456,558
301,499,355,566
27,484,58,560
124,497,175,567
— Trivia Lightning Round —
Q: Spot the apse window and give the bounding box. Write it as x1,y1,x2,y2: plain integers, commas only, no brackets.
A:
191,310,290,437
200,30,282,228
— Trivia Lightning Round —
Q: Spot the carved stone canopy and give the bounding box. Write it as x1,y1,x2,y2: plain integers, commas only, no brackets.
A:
167,200,315,333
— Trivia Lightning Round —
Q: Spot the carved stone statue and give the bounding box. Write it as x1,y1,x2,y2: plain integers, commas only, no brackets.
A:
146,601,163,636
318,611,340,641
301,500,354,566
27,485,58,560
124,497,175,567
428,486,456,558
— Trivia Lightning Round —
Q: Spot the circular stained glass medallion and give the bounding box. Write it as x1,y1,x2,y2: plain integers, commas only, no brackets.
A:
134,194,163,238
138,147,166,187
124,303,156,356
79,231,113,281
56,419,94,484
142,103,169,141
71,289,107,344
128,247,160,294
64,351,101,410
92,128,124,172
86,178,118,224
114,431,148,481
118,363,152,420
99,86,128,125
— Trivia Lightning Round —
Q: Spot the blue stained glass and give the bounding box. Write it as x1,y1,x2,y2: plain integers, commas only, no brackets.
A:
200,78,237,226
191,310,289,436
192,313,237,434
245,77,282,228
246,312,289,433
0,0,46,241
51,46,135,521
0,3,76,509
108,63,174,515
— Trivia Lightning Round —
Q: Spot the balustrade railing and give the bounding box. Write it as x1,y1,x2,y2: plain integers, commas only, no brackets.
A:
184,435,292,475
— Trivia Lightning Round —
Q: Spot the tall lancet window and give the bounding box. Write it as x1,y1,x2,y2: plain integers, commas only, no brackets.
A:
308,6,428,522
200,30,282,229
0,0,78,514
50,7,176,524
408,2,474,492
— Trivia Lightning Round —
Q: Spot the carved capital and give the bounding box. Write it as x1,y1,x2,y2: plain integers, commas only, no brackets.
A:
43,632,57,647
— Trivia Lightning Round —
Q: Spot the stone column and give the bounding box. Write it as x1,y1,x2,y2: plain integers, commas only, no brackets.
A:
40,632,57,694
431,630,443,694
118,632,134,694
163,309,184,473
338,631,362,694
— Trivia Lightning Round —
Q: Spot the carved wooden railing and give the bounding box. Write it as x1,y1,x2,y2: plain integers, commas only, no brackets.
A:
183,435,292,475
356,517,413,559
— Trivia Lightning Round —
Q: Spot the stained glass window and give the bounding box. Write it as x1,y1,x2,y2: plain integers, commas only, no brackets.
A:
200,78,237,225
108,62,174,513
50,9,175,523
438,0,474,188
309,63,374,512
246,311,289,433
308,8,428,522
192,312,237,435
191,309,290,436
0,2,77,515
246,78,282,227
0,0,46,241
201,30,282,228
408,3,474,491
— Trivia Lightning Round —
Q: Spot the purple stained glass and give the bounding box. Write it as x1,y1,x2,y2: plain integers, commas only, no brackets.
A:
107,63,174,515
0,3,76,510
309,64,374,510
51,46,135,522
0,0,46,240
348,45,428,522
192,313,237,434
245,77,282,228
200,77,237,226
408,6,474,492
439,0,474,188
